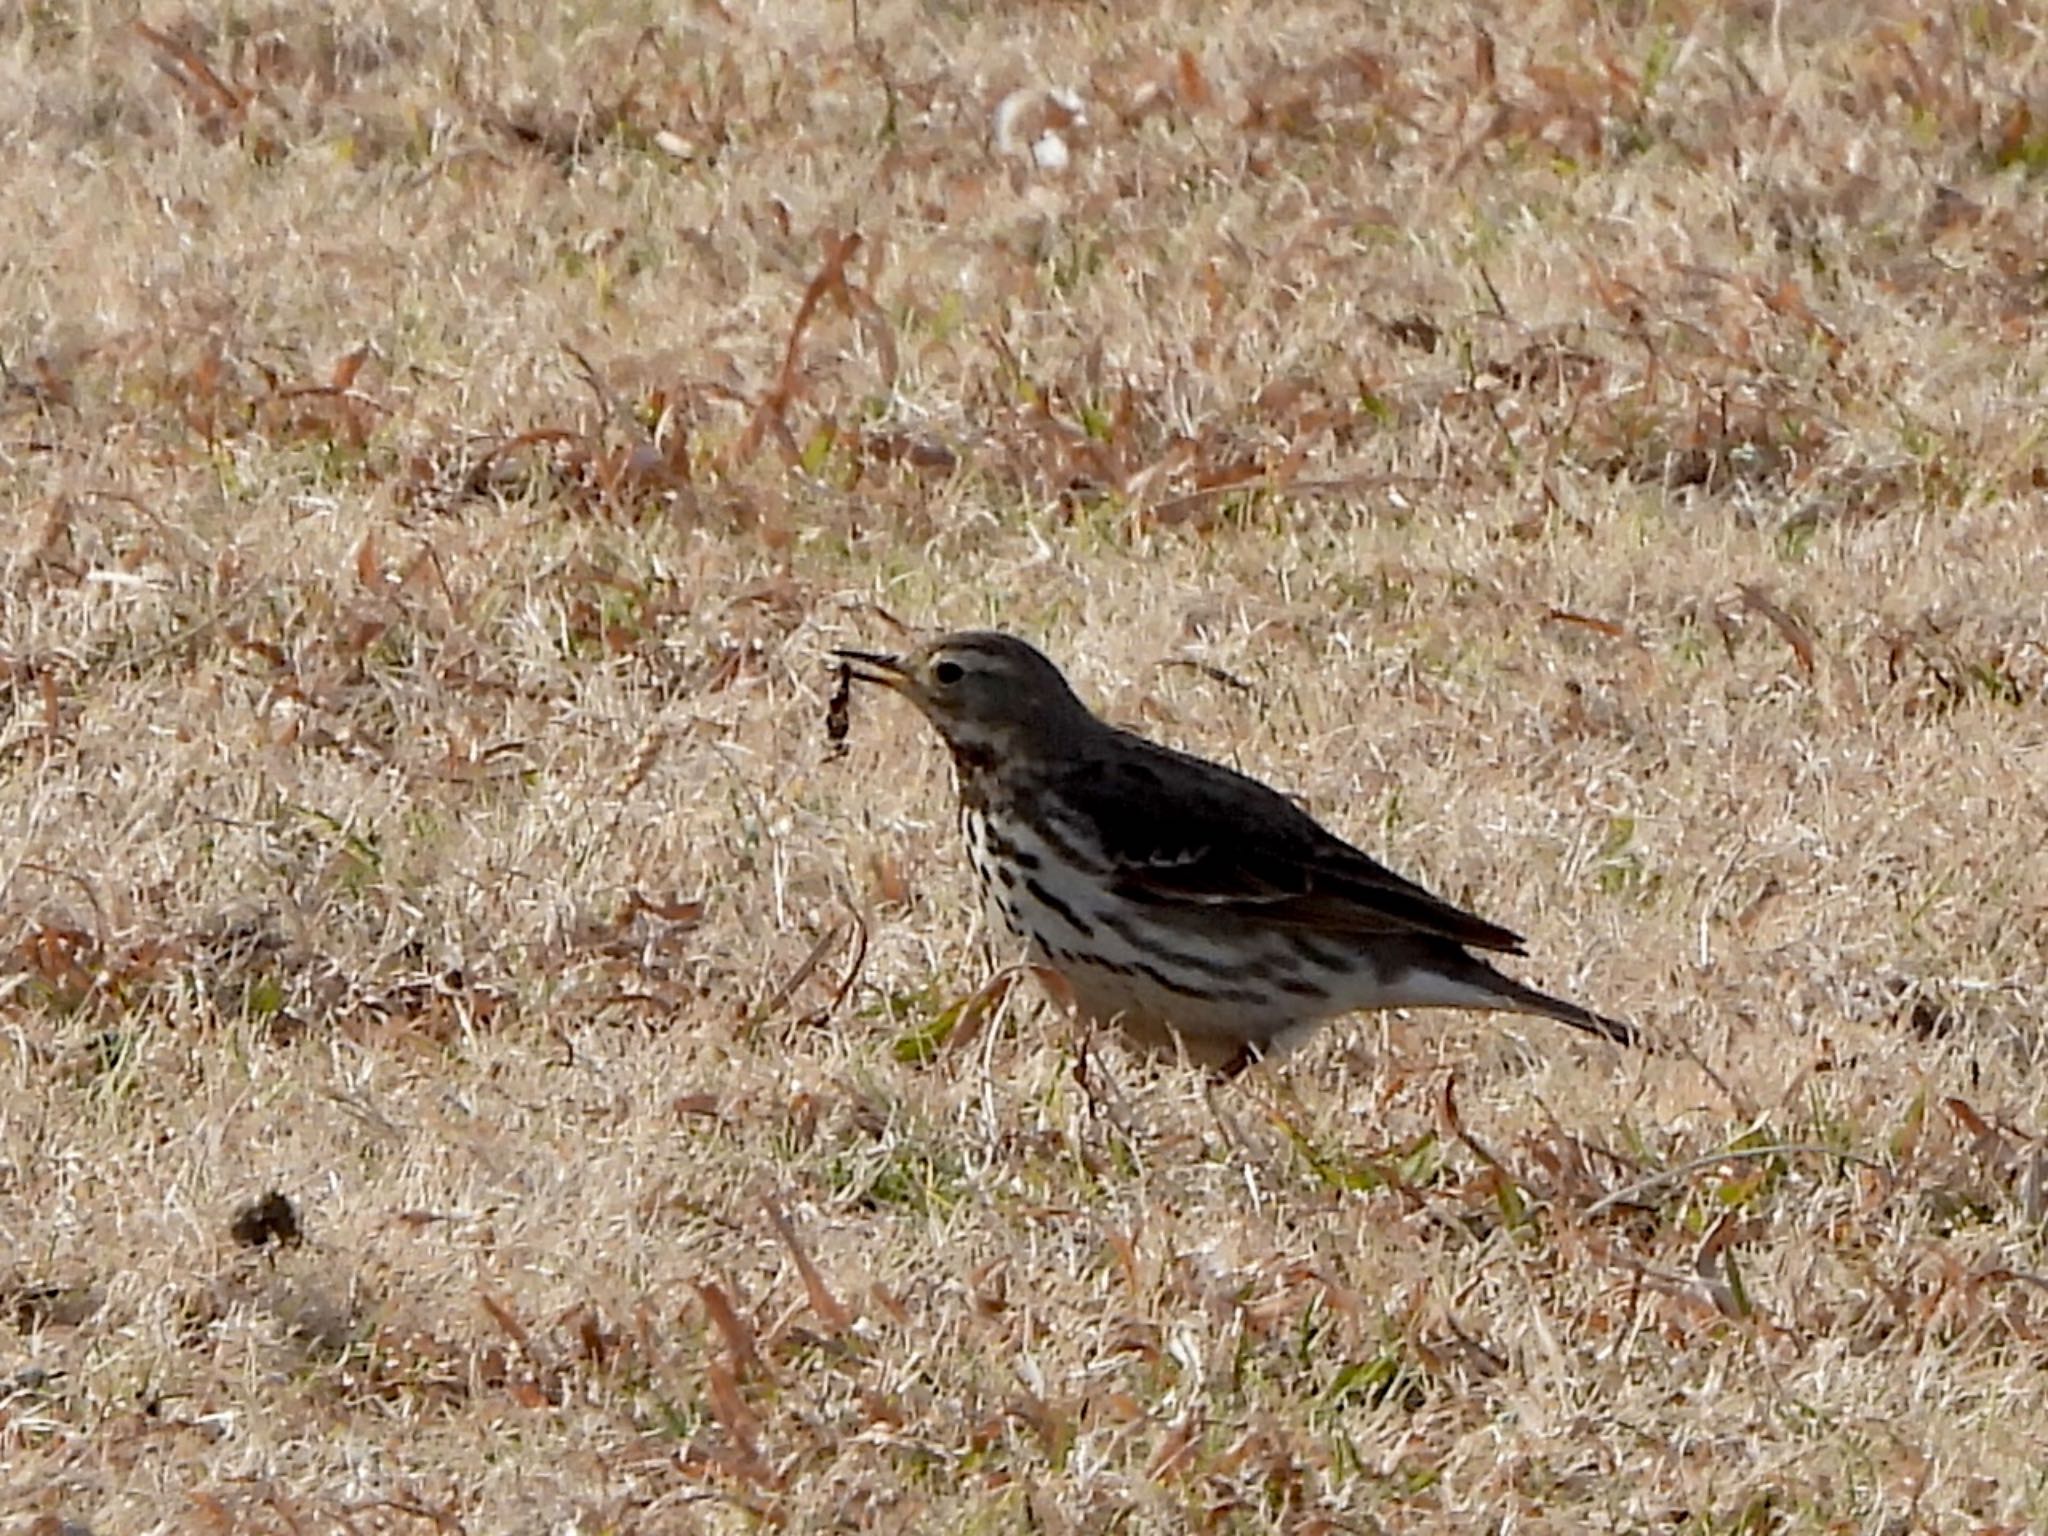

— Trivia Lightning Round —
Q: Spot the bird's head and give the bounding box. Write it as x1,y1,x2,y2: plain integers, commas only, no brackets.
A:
833,630,1094,763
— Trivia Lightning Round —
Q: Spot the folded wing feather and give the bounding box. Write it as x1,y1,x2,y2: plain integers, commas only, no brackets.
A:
1053,737,1529,955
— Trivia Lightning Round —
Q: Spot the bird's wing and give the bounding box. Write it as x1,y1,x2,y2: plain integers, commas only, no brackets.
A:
1052,737,1529,954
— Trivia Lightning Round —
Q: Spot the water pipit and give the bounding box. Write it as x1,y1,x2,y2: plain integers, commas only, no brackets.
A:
836,631,1636,1073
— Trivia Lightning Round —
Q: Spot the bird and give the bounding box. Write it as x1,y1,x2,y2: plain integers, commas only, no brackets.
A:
834,630,1637,1073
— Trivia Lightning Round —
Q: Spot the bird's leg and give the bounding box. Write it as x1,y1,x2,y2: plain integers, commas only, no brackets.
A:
1201,1073,1254,1156
1072,1027,1144,1152
1073,1026,1105,1114
1216,1041,1265,1080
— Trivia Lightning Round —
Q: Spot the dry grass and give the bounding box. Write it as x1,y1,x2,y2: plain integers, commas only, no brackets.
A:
5,0,2048,1529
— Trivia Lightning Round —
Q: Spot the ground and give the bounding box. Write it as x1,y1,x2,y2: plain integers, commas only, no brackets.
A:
4,0,2048,1531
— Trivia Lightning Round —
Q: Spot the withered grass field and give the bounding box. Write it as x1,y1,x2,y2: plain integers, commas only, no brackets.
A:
6,1,2048,1530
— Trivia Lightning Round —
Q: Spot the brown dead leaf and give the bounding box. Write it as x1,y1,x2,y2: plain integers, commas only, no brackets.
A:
1736,584,1816,675
764,1195,854,1334
1544,608,1632,640
695,1278,762,1374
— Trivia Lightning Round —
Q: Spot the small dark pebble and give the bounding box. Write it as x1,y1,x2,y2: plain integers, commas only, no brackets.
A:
229,1191,302,1249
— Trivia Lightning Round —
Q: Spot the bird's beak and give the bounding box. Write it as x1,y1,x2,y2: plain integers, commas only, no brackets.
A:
832,648,911,691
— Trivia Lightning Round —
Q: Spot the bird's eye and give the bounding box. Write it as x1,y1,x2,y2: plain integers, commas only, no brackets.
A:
932,660,965,686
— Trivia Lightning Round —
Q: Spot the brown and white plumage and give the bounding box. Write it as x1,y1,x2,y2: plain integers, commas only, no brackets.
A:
838,630,1636,1070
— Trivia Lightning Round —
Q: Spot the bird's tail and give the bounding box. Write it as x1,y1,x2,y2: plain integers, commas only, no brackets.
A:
1472,963,1640,1048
